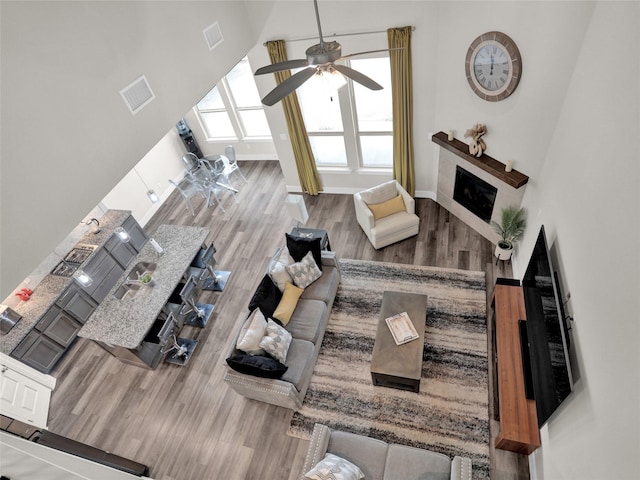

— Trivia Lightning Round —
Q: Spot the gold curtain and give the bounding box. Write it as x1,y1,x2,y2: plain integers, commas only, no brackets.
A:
387,26,415,196
266,40,322,195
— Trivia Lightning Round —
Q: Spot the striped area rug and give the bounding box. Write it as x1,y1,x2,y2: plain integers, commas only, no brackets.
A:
288,259,490,479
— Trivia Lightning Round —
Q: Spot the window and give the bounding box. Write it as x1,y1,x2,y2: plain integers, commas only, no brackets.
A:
196,57,270,141
296,56,393,170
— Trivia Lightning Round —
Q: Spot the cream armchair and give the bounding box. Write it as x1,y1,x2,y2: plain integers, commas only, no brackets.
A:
354,180,420,249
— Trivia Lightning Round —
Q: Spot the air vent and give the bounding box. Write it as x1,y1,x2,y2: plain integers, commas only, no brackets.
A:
203,22,223,51
119,75,155,115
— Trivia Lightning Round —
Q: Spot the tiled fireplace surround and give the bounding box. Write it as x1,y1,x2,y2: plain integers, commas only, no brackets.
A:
432,132,528,245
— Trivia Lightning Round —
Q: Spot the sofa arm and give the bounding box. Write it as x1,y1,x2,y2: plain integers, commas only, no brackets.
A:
450,456,472,480
354,192,375,230
320,250,341,273
396,182,415,214
300,423,331,479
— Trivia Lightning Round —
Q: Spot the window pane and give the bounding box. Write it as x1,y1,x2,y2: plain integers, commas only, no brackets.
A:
351,58,393,132
297,73,344,132
309,136,347,166
197,85,225,110
238,109,271,137
200,111,235,138
360,135,393,167
227,57,262,108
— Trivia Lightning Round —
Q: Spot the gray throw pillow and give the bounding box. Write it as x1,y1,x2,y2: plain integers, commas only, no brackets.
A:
304,453,365,480
286,251,322,289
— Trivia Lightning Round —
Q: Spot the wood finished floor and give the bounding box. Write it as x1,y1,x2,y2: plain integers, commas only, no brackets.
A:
46,160,529,480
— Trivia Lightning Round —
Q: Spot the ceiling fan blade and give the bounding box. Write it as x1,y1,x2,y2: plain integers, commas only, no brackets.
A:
255,59,310,75
332,64,383,90
339,48,403,60
261,67,318,106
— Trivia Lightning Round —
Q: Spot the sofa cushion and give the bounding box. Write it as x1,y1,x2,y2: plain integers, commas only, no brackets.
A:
268,247,294,291
359,180,397,205
285,299,327,343
280,338,315,390
273,281,304,326
259,319,292,363
249,274,282,319
304,453,365,480
367,194,406,220
225,353,288,378
286,233,323,271
301,265,339,303
328,430,389,480
286,251,322,288
236,309,267,355
383,445,451,480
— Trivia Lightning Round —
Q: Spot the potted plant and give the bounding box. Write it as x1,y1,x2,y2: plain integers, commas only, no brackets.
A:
139,272,154,287
492,206,527,261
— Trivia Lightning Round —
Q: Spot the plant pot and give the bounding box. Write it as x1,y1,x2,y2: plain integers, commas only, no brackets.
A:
495,242,513,261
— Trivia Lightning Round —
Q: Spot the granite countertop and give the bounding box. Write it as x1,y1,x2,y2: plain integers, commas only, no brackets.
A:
78,225,209,349
0,210,134,355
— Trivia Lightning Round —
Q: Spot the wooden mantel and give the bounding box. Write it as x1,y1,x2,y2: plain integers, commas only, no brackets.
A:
432,131,529,189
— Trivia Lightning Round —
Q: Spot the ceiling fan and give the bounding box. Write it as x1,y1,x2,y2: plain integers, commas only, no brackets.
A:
255,0,390,106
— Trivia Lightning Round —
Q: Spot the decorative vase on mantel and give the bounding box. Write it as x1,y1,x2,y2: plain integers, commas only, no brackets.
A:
464,123,487,158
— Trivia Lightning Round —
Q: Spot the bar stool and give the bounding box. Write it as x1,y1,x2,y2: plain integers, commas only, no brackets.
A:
187,243,230,292
165,276,214,328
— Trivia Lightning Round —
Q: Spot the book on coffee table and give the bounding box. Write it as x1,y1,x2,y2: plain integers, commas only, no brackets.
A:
385,311,419,345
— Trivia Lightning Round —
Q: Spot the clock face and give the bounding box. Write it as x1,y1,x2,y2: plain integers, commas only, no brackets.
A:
465,32,522,102
473,43,511,92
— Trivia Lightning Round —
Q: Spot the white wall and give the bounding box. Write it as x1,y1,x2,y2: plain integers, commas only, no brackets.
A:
517,3,640,479
0,0,260,298
246,1,594,198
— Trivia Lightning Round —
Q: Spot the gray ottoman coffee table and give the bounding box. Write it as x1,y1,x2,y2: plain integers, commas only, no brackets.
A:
370,290,427,393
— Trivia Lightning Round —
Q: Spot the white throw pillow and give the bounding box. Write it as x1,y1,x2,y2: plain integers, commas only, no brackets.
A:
259,319,292,363
304,453,365,480
286,251,322,288
359,180,398,205
236,309,267,355
268,247,295,291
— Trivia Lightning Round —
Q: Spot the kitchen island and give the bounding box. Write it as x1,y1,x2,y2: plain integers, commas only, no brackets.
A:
78,224,209,368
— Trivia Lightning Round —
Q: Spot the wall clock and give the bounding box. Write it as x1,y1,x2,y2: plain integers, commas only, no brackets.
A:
465,31,522,102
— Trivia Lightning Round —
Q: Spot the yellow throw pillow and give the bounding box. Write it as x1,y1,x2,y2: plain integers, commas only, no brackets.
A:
273,281,304,326
367,194,406,220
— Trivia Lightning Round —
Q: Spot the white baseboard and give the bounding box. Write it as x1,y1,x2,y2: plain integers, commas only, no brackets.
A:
286,185,437,199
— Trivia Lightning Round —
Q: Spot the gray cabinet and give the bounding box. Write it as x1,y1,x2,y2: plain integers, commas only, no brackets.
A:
11,330,67,373
56,285,97,324
81,249,125,303
10,212,147,374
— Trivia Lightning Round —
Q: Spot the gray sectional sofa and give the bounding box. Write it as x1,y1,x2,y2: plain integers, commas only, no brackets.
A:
223,247,341,410
301,423,473,480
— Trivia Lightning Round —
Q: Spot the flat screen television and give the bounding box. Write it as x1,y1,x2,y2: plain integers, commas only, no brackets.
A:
522,225,573,427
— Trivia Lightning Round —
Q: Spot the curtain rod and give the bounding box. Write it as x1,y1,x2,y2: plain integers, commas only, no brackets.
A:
263,26,415,46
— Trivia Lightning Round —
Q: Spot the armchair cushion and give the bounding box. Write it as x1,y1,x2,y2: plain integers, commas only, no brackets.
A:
359,180,398,205
367,194,406,220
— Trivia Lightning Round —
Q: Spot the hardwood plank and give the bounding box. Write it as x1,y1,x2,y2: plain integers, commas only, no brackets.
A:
45,160,527,480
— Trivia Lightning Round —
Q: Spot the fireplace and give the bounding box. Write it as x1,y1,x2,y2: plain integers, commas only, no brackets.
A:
453,166,497,223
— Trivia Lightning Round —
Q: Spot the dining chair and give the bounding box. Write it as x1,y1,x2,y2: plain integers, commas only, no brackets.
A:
186,242,230,292
169,177,211,216
223,145,248,183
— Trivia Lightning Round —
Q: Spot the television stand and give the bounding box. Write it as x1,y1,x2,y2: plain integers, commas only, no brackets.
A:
491,280,540,454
